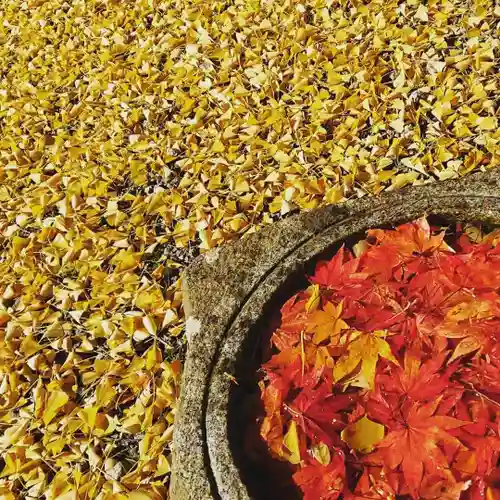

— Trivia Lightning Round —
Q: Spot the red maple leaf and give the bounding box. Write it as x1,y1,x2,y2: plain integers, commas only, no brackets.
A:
271,294,309,351
449,396,500,479
344,466,397,499
312,246,368,292
293,452,345,500
367,217,453,257
418,473,471,499
368,398,466,498
443,243,500,290
368,350,460,425
465,362,500,404
286,371,357,448
466,479,500,500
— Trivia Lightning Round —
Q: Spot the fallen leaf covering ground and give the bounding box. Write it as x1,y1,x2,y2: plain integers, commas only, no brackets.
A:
0,0,498,498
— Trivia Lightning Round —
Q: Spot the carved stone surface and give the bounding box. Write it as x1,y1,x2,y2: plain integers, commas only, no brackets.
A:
170,169,500,500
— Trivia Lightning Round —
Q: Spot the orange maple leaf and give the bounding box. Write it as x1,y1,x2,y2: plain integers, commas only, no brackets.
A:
368,399,466,498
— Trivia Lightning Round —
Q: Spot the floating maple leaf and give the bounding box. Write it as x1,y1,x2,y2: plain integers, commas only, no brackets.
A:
463,349,500,400
344,466,397,499
307,301,349,345
293,452,345,500
312,247,367,292
333,330,398,390
418,473,470,500
436,319,500,362
368,217,454,258
271,294,309,351
286,371,357,448
368,399,466,498
372,350,458,403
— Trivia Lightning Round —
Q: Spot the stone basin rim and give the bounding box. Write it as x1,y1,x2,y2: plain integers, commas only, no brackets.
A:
207,197,500,500
171,169,500,500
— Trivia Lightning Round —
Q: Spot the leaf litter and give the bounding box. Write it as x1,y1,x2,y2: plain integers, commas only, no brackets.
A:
0,0,498,498
258,218,500,499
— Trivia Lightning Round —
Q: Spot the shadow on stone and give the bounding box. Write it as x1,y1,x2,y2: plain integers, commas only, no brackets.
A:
228,270,305,500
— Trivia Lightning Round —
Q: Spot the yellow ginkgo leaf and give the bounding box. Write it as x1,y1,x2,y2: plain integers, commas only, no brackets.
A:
283,420,301,465
305,284,321,313
128,490,159,500
78,406,99,429
476,116,497,131
274,150,291,163
56,490,77,500
96,378,117,407
414,4,428,21
341,416,385,454
145,345,163,371
311,442,331,465
143,315,157,335
42,390,69,425
11,236,29,256
389,118,405,133
211,139,225,152
153,454,171,477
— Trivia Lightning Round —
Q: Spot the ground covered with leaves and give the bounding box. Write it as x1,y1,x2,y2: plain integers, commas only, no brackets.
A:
0,0,498,498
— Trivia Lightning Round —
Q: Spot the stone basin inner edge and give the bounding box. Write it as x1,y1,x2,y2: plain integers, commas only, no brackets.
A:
206,194,500,500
